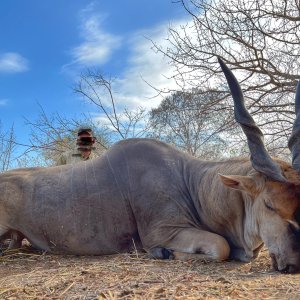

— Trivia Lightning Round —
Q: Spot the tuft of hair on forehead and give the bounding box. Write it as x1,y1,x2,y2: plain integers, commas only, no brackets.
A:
274,160,300,184
278,182,300,221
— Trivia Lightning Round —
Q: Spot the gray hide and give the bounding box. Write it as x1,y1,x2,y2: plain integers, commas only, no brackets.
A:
0,138,257,258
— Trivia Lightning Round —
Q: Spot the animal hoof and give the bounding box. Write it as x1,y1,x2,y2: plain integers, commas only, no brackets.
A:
162,248,174,259
149,247,173,259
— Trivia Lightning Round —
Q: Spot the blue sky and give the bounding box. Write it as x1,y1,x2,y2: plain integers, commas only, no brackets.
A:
0,1,189,147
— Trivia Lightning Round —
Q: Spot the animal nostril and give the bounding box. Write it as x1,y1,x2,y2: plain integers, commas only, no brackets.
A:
280,264,299,274
287,264,299,274
280,266,289,274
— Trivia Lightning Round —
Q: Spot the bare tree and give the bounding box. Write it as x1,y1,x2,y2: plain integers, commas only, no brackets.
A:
15,69,149,168
0,123,16,172
24,105,110,166
153,0,300,158
74,70,150,140
149,89,244,158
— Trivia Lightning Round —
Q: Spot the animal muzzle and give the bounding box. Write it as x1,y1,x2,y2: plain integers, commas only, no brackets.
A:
270,253,300,274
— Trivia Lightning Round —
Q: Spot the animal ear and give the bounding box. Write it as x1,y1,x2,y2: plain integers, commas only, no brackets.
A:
219,174,257,195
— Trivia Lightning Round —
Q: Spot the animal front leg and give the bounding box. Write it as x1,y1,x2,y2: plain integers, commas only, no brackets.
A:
165,228,230,261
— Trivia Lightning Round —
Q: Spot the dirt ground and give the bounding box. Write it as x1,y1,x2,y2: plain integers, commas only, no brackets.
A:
1,246,300,300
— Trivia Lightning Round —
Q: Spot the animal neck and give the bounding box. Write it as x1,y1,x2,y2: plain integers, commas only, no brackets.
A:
187,158,263,258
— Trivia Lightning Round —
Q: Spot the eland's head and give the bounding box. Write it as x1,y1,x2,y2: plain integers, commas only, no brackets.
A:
219,58,300,273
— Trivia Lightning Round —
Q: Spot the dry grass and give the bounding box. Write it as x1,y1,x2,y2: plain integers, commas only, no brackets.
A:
1,246,300,300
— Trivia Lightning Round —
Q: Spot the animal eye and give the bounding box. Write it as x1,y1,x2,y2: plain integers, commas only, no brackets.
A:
264,200,275,211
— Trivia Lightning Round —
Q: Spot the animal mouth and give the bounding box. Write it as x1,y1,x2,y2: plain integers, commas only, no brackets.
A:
270,253,299,274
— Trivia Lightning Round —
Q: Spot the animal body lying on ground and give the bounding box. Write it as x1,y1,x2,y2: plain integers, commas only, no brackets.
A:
0,59,300,273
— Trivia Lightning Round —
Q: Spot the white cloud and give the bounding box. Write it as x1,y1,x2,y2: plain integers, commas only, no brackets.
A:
81,23,179,118
67,8,122,68
0,52,29,73
0,99,8,106
69,4,191,118
110,21,189,111
86,20,192,132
